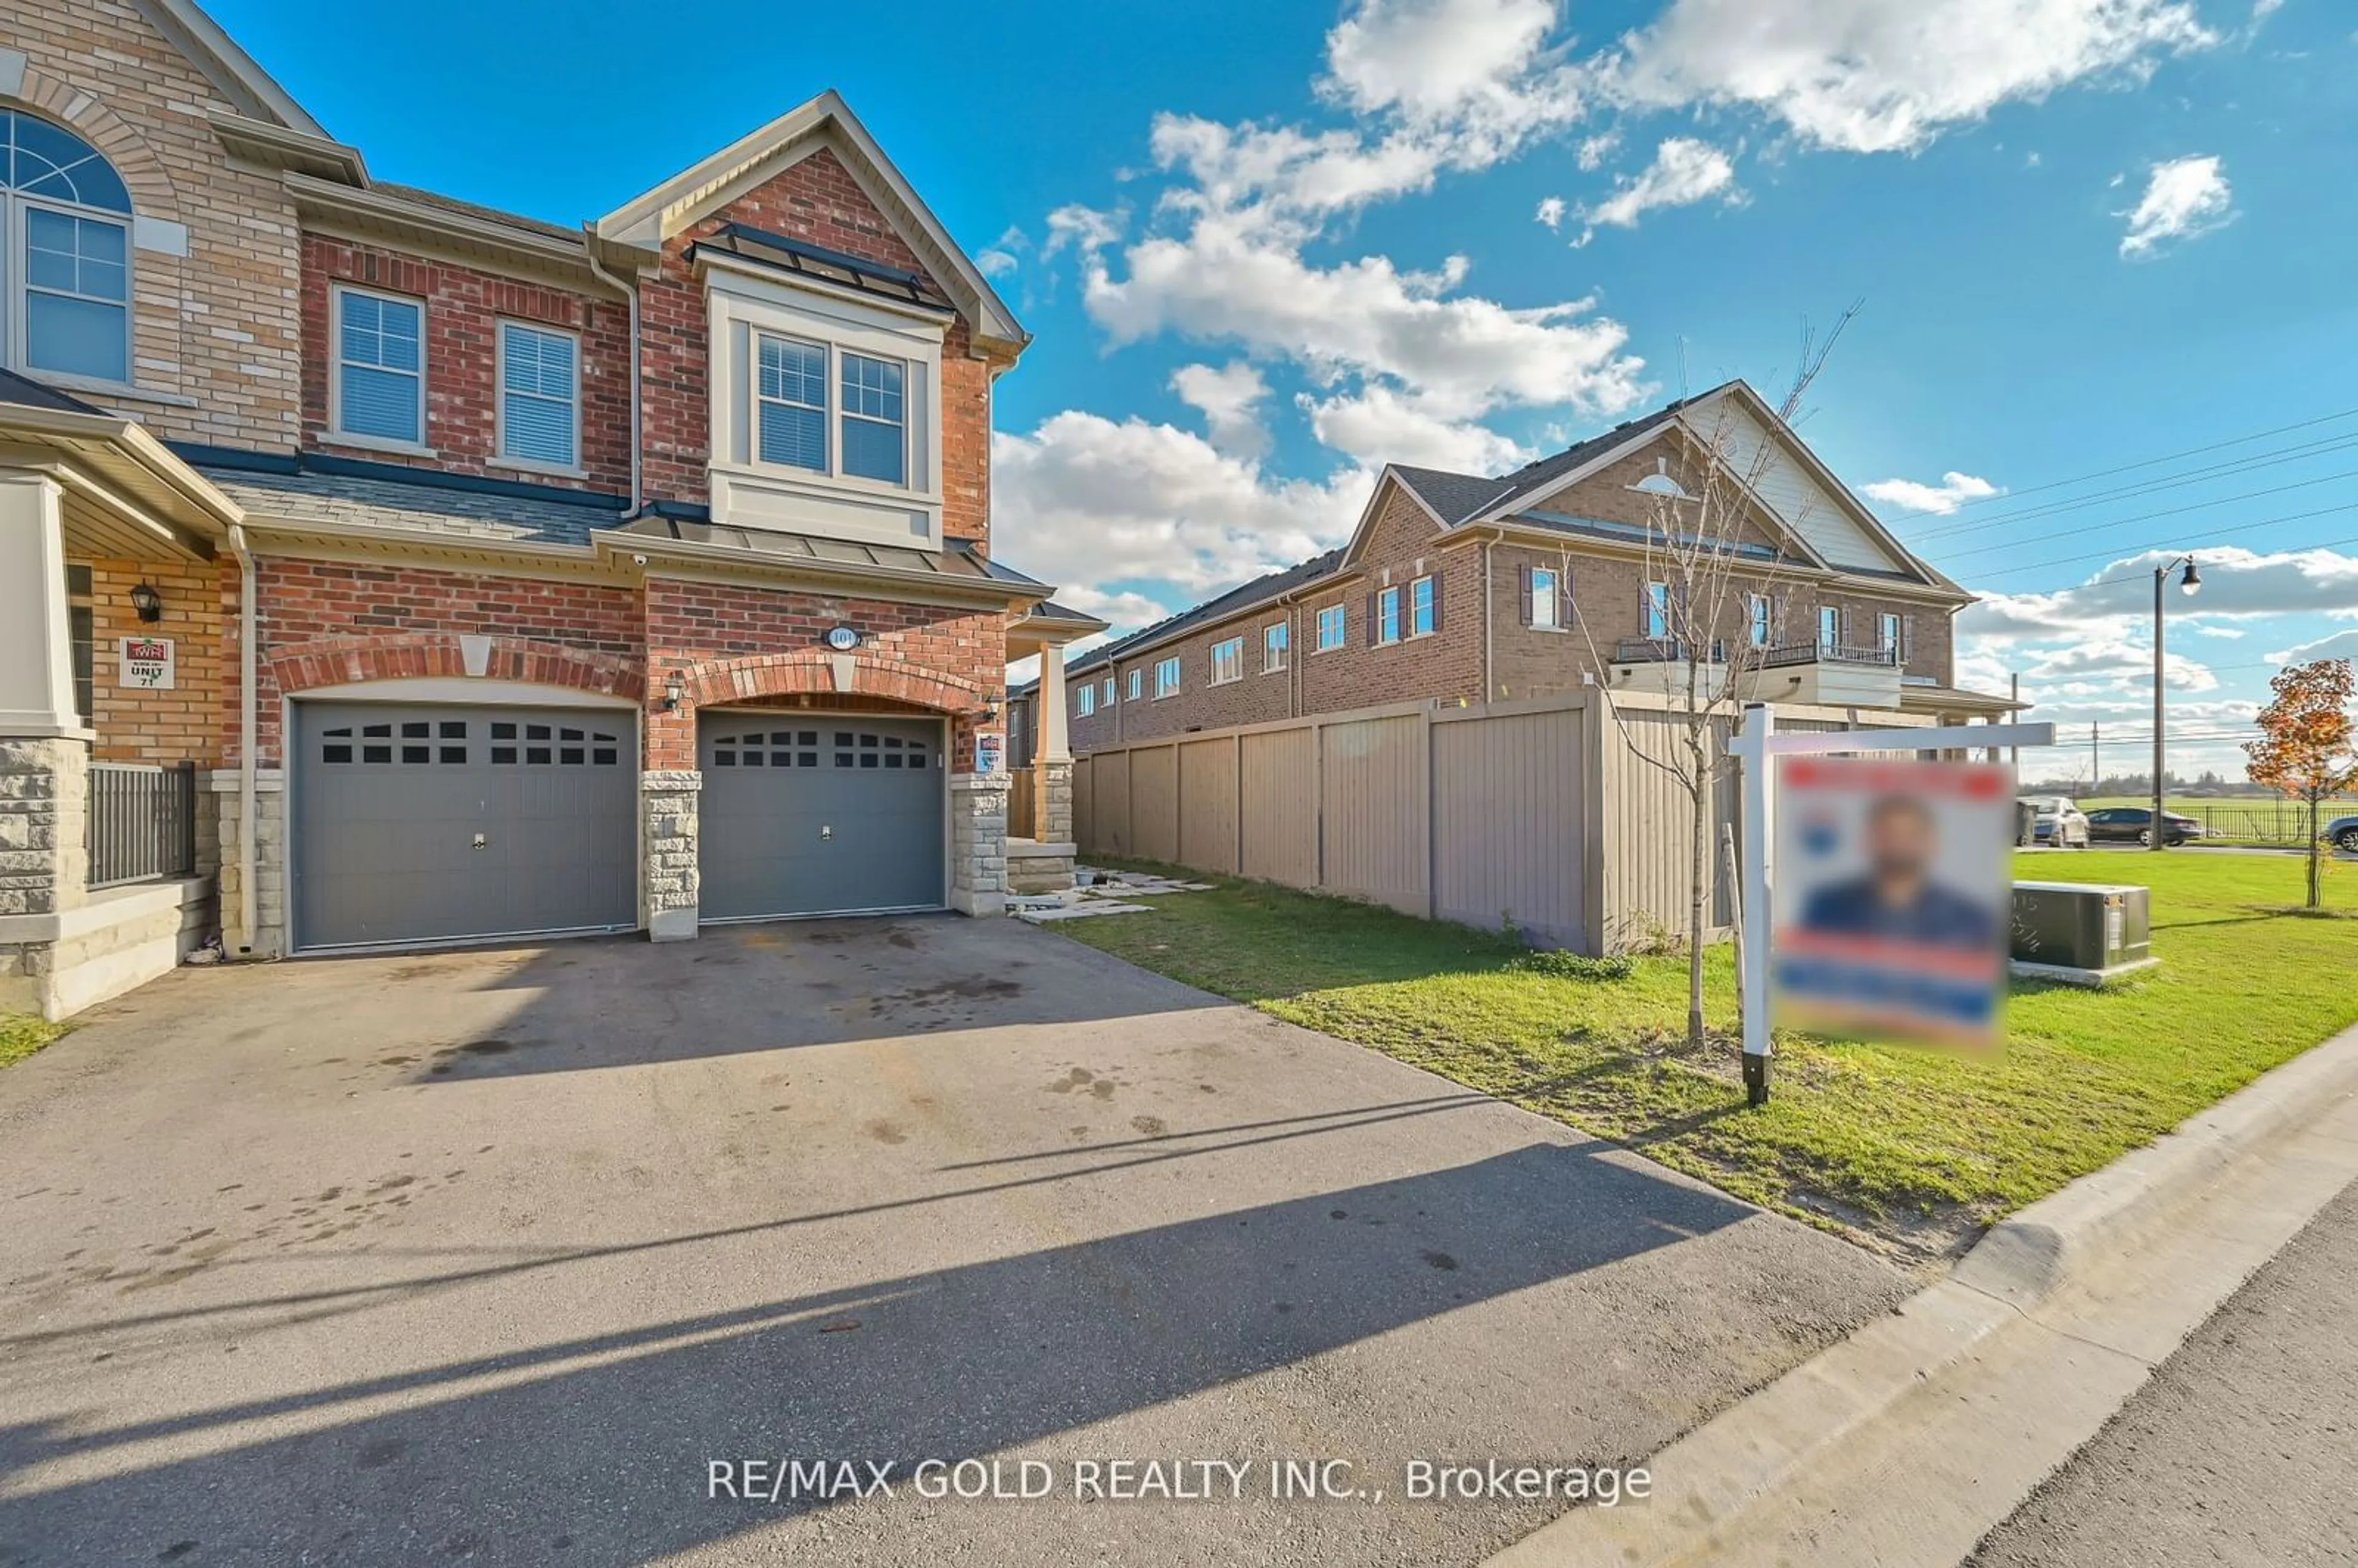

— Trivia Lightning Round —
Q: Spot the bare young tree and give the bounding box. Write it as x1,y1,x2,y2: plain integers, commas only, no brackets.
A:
1576,305,1863,1052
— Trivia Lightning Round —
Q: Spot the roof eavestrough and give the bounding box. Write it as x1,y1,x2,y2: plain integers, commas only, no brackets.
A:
593,90,1027,354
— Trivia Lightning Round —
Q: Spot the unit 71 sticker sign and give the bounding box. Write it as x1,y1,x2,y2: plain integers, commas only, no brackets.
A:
119,637,176,690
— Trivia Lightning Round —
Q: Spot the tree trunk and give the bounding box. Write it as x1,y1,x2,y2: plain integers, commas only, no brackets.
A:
1687,771,1707,1051
2310,791,2324,909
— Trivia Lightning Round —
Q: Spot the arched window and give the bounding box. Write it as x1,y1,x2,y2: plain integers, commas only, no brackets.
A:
2,109,133,385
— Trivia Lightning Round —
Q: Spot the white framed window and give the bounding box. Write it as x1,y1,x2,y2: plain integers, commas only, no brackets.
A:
1530,566,1560,629
2,110,134,386
1410,575,1436,637
1127,668,1143,701
1644,582,1673,639
1317,604,1347,652
1749,594,1773,648
1210,636,1244,685
1103,675,1116,704
1377,586,1403,645
1154,656,1181,698
755,333,828,471
1878,611,1902,654
840,351,907,484
1078,683,1096,718
332,284,427,448
1818,605,1842,650
497,321,579,471
1264,621,1289,672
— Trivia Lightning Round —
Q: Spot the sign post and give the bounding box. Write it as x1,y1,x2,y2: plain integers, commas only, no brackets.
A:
1728,707,2057,1105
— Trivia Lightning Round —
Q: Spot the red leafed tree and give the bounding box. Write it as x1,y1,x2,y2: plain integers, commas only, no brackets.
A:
2244,659,2358,909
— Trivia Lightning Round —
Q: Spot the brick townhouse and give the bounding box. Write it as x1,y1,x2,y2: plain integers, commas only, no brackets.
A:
1031,381,2015,751
0,0,1103,1019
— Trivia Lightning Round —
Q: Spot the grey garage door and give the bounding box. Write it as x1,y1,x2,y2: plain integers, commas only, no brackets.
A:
293,702,637,951
699,713,946,921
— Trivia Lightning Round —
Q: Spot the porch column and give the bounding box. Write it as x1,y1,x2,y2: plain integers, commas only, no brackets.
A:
1033,646,1070,842
0,473,80,737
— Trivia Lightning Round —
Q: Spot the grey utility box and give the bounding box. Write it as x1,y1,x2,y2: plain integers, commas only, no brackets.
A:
2009,882,2157,985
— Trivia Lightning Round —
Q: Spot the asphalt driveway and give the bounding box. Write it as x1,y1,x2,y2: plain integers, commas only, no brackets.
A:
0,916,1905,1567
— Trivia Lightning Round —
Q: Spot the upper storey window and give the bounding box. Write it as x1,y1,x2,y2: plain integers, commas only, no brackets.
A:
2,111,133,386
499,322,580,471
332,285,427,448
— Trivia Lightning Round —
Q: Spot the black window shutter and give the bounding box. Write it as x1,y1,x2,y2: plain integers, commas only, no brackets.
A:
1429,571,1443,633
1518,564,1534,627
1367,591,1379,645
1559,568,1575,627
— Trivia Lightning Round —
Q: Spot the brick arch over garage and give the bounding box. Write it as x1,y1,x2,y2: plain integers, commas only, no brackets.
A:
650,653,990,770
268,634,642,701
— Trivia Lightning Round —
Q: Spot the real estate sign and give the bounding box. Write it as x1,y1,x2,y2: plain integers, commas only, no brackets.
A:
119,636,175,690
1770,755,2012,1049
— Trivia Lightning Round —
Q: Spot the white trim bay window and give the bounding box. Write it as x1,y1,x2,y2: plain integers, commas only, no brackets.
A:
332,285,427,448
706,265,944,548
1316,604,1346,652
497,321,579,472
4,109,136,386
1154,656,1181,699
1210,636,1244,685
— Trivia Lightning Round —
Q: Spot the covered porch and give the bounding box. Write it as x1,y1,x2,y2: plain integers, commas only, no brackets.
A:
1004,602,1105,895
1,371,239,1018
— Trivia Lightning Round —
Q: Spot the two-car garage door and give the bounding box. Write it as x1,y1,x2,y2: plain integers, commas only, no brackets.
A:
292,702,636,951
292,702,947,951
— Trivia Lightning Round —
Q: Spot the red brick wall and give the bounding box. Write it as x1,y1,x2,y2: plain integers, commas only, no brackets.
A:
242,559,643,763
637,147,1002,546
642,577,1005,770
1298,486,1484,715
300,235,634,494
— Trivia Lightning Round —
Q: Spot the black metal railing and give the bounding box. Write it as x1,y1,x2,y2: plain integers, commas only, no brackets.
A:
87,761,197,890
1757,640,1901,670
1614,636,1728,664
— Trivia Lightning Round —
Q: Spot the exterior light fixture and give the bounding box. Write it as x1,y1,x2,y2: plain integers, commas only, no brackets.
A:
129,583,163,622
663,670,687,711
981,695,1002,725
2179,559,2202,596
2149,554,2203,851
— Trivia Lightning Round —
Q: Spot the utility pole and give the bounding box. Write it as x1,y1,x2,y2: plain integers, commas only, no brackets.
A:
2010,673,2021,771
2092,721,2100,794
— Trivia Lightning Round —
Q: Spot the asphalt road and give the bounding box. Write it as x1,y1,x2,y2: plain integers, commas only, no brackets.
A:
0,917,1904,1568
1969,1173,2358,1567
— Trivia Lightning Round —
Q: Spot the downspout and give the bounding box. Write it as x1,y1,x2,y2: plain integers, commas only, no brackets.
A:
227,523,258,957
1482,537,1495,703
583,231,642,516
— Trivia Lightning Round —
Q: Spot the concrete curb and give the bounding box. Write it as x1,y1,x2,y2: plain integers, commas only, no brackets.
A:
1488,1019,2358,1568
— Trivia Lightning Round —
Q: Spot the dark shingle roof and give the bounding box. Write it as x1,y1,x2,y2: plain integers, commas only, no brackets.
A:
372,181,583,244
0,368,107,416
1390,466,1511,525
196,465,622,549
1390,388,1716,526
1070,548,1345,673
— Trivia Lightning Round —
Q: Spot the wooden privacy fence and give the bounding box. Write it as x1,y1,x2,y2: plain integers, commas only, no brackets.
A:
1073,692,1938,954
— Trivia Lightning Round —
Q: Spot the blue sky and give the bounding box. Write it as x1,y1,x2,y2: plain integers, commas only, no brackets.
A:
216,0,2358,778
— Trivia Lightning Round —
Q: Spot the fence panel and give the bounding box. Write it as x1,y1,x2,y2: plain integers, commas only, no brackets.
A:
87,761,196,890
1433,708,1584,947
1130,745,1180,864
1177,737,1241,874
1092,751,1134,858
1239,728,1319,888
1319,713,1429,915
1073,756,1095,850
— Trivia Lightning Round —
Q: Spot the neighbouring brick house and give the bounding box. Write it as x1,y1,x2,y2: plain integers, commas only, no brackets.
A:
0,0,1103,1019
1049,381,2015,751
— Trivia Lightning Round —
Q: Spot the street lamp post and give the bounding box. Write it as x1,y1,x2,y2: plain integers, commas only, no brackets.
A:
2151,554,2203,850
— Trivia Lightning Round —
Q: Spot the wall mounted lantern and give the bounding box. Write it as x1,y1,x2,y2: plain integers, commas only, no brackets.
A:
129,583,163,623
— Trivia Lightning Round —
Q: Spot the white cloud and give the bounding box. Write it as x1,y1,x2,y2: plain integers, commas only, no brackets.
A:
2263,629,2358,666
1574,136,1740,243
976,224,1027,278
1324,0,1565,122
1601,0,2217,155
1861,470,2001,514
1576,130,1621,171
1170,361,1274,459
2119,154,2234,257
1535,193,1566,228
2190,623,2246,638
991,413,1368,603
1300,384,1533,473
1959,545,2358,645
1041,203,1124,260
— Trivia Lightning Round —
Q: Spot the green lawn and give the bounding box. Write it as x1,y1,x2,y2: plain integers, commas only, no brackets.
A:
1053,853,2358,1266
0,1014,67,1071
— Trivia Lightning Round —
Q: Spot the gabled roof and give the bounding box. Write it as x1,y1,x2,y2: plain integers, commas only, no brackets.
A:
1388,467,1512,527
593,91,1025,351
133,0,325,136
1068,549,1345,673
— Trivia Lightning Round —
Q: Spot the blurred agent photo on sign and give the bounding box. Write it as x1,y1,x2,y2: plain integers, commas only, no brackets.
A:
1772,756,2014,1052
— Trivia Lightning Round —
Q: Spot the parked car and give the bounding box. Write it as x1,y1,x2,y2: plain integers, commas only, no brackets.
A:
2084,806,2205,847
2021,796,2090,848
2326,814,2358,853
